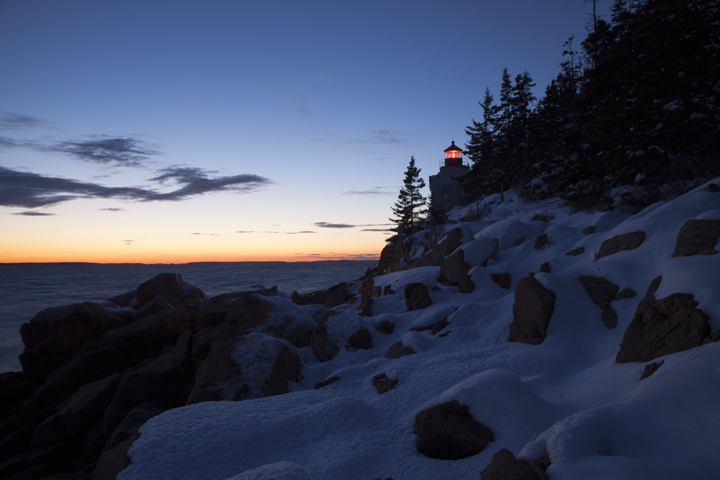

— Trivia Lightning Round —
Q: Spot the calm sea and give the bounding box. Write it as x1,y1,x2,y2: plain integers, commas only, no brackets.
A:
0,261,376,373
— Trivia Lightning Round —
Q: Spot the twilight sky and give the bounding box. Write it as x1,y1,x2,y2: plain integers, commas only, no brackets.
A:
0,0,607,263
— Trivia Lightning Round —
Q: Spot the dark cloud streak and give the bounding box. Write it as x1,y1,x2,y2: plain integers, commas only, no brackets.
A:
48,136,160,167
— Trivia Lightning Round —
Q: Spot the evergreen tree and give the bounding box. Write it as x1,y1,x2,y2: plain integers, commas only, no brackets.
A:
390,156,427,237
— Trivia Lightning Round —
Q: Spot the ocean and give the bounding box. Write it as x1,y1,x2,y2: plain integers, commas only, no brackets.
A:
0,260,376,374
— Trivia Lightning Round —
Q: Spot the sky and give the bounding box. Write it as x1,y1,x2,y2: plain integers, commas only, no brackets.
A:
0,0,608,263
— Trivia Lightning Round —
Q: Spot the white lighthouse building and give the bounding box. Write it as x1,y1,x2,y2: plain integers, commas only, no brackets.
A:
429,141,469,213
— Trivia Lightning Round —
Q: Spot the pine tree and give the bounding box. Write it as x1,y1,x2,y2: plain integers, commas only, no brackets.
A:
390,156,427,237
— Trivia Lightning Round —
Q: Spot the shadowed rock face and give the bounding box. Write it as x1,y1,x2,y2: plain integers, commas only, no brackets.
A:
616,293,711,363
439,227,464,255
438,250,470,286
596,231,646,259
415,400,494,460
480,448,550,480
672,219,720,257
372,373,398,395
404,283,433,311
491,273,512,290
136,273,204,307
509,277,555,345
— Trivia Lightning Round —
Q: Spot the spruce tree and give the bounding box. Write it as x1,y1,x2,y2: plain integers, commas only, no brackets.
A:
390,156,427,237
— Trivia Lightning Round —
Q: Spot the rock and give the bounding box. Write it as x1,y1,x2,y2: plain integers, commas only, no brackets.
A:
565,246,585,256
310,312,341,363
31,374,120,450
672,219,720,257
578,276,619,309
382,285,395,296
582,226,596,235
104,403,161,453
491,273,512,290
132,295,172,320
102,329,192,440
458,274,475,294
372,373,399,395
293,282,354,309
0,372,32,424
357,294,374,317
539,262,551,274
384,341,415,359
314,376,339,390
602,306,618,329
108,290,135,308
534,233,549,250
264,342,303,398
438,250,471,286
408,249,445,269
703,183,719,192
616,293,711,363
508,277,555,345
439,227,464,255
410,316,450,335
404,283,433,311
638,276,663,310
19,302,130,382
596,231,646,260
135,273,204,307
480,448,550,480
347,328,373,351
615,288,637,300
374,321,395,334
91,433,138,480
415,400,494,460
640,360,664,380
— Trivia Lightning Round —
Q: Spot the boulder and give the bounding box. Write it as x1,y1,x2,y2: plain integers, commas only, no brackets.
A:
672,219,720,257
408,249,446,269
615,288,637,300
578,276,619,309
534,234,549,250
539,262,551,274
384,341,416,359
135,273,204,307
596,231,646,260
602,306,618,329
439,227,464,255
102,330,192,440
382,285,395,296
314,376,339,390
616,293,711,363
374,321,395,334
103,403,161,453
0,372,32,424
480,448,550,480
372,373,399,395
640,360,664,380
491,273,512,290
415,400,494,460
347,328,373,351
404,283,433,311
565,246,585,256
458,274,475,294
438,250,471,286
582,226,596,235
703,183,719,192
310,313,341,363
19,302,130,382
508,277,555,345
132,295,172,320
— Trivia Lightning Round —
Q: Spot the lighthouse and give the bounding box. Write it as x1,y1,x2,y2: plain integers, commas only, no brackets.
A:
429,141,469,213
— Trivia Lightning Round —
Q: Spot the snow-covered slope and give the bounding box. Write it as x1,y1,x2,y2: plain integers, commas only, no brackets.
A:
120,181,720,480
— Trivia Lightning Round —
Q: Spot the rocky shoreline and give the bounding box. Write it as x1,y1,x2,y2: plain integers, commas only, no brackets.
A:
1,182,720,480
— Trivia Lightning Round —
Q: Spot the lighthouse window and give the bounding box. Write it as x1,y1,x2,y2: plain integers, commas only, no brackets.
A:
442,188,450,200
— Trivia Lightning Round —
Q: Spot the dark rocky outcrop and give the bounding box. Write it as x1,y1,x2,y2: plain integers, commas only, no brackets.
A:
291,282,354,309
703,183,719,192
602,307,618,329
491,273,512,290
458,275,475,293
384,341,416,359
374,321,395,334
615,288,637,300
672,219,720,257
480,448,550,480
408,249,445,269
415,400,494,460
0,371,34,424
404,283,433,311
438,250,471,286
508,277,555,345
616,293,711,363
565,246,585,256
640,360,664,380
347,328,373,351
310,313,341,363
596,231,646,260
439,227,464,255
410,314,451,336
314,376,339,390
582,226,596,235
19,302,131,382
136,273,204,307
372,373,399,395
534,234,549,250
579,276,620,328
539,262,551,274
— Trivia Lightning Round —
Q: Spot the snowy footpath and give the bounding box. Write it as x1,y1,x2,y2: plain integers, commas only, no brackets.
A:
121,181,720,480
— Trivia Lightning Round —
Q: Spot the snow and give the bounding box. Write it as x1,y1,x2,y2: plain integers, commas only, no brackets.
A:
120,179,720,480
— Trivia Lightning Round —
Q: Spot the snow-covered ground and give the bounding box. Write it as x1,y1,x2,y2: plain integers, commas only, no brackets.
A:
120,181,720,480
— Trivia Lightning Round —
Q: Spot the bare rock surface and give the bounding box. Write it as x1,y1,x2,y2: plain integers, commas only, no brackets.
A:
596,231,646,259
672,219,720,257
491,273,512,290
508,277,555,345
438,250,471,286
404,283,433,311
415,400,494,460
372,373,399,395
578,276,619,309
136,273,204,307
439,227,464,255
480,448,550,480
616,293,711,363
384,341,416,359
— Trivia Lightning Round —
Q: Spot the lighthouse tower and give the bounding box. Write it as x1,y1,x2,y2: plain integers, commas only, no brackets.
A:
429,141,469,213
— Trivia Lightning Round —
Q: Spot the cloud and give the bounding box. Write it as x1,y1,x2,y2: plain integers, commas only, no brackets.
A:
100,208,123,211
361,228,394,232
0,166,152,208
0,165,272,209
289,108,312,118
285,231,316,234
147,166,271,200
342,188,393,196
48,135,160,167
309,130,407,146
314,222,355,229
236,231,255,234
13,211,55,216
0,113,49,130
191,233,221,236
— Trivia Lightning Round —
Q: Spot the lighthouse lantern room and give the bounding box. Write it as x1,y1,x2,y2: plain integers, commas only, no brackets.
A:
444,141,463,167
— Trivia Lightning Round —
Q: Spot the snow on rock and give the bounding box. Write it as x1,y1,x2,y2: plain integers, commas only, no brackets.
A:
121,181,720,480
223,462,312,480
